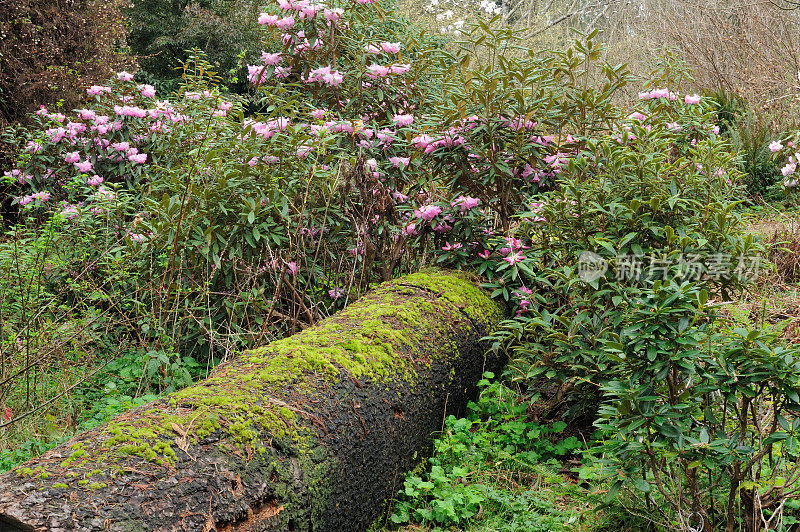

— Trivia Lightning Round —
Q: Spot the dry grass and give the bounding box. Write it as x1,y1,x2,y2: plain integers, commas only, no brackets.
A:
723,209,800,343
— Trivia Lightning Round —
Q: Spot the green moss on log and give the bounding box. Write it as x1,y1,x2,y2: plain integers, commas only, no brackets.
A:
90,270,500,467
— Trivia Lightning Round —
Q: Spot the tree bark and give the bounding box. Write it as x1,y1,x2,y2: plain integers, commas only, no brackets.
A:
0,270,505,532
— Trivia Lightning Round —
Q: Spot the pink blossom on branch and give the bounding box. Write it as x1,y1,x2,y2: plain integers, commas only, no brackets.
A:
381,42,401,53
452,195,480,213
261,52,282,65
74,160,94,173
392,113,414,126
414,204,442,223
503,252,526,265
87,85,112,96
258,13,279,24
389,156,410,168
323,8,343,22
306,66,344,86
139,84,156,98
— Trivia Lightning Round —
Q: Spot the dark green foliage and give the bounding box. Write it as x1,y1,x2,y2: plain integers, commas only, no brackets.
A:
125,0,262,88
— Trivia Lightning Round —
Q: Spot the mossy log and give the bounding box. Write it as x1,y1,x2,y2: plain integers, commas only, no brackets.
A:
0,270,505,532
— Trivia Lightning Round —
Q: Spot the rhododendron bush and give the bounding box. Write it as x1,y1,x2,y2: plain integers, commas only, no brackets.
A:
0,2,749,361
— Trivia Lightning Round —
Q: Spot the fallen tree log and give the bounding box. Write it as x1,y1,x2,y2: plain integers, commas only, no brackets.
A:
0,270,505,532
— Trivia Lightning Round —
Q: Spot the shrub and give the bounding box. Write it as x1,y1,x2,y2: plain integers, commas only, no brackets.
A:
0,0,131,130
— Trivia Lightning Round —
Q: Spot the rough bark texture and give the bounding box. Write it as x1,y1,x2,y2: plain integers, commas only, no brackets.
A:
0,270,505,532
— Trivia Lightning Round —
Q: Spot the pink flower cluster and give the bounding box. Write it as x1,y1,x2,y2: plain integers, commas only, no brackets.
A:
305,66,344,86
366,63,411,79
18,191,51,206
638,88,678,101
365,42,401,54
452,195,480,213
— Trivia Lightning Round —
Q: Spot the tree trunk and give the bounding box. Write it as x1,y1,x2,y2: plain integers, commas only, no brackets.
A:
0,270,505,532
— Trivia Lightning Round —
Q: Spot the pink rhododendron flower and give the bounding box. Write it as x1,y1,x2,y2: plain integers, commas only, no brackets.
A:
503,252,526,265
129,153,148,164
248,65,269,85
60,205,79,219
392,113,414,126
628,112,646,121
770,141,784,153
364,44,382,54
306,66,344,86
276,16,295,29
18,192,49,206
684,94,701,105
782,162,796,177
389,156,410,168
380,42,401,53
87,175,104,186
452,195,480,212
139,84,156,98
77,109,96,120
64,151,81,164
93,186,116,201
258,13,279,24
114,105,148,118
286,261,299,274
366,64,391,78
74,160,93,173
87,85,111,96
328,287,345,299
24,141,43,153
262,52,282,65
411,134,433,149
310,108,327,120
324,8,343,21
392,190,408,202
414,204,442,222
117,71,134,81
